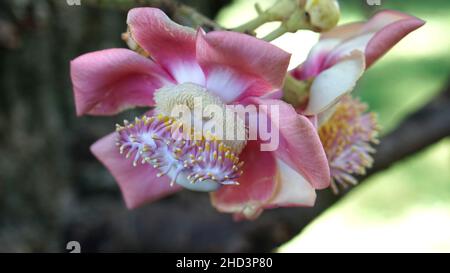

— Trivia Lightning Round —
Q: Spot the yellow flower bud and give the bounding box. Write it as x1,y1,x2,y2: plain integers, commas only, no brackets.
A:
303,0,340,32
239,0,341,40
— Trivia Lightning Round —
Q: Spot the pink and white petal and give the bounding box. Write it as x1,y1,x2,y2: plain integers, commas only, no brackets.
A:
323,33,372,68
324,10,424,68
210,141,278,220
71,48,173,116
203,67,253,103
294,10,423,80
362,10,422,35
169,61,206,86
317,104,338,127
364,11,425,67
261,89,283,100
231,159,317,221
304,50,365,115
127,8,205,85
196,30,291,103
265,159,317,209
292,39,341,81
292,21,367,81
320,21,365,41
91,132,182,209
306,114,319,129
245,97,330,189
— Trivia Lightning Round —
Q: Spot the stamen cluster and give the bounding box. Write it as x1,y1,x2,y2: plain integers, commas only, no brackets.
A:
319,95,379,193
115,115,244,188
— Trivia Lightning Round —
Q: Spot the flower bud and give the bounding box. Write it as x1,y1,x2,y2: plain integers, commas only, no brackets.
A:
262,0,341,41
303,0,340,32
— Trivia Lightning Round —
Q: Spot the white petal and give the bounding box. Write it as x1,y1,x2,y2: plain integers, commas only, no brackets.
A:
324,33,373,66
269,159,317,207
205,67,249,103
170,61,206,86
317,103,338,127
304,50,365,115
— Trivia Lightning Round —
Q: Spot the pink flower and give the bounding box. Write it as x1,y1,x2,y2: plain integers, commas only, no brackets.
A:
318,95,379,193
291,10,425,115
281,10,423,192
70,8,330,220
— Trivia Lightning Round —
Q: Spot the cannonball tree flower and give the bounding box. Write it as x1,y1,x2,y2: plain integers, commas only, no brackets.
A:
70,8,330,220
318,95,379,193
287,10,425,115
281,10,424,192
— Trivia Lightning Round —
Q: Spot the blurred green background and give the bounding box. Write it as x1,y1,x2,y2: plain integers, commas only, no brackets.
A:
219,0,450,252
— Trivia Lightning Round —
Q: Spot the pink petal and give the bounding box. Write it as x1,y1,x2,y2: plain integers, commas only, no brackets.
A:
261,89,283,100
245,97,330,189
210,141,278,220
320,21,365,41
91,132,182,209
264,159,317,209
323,10,424,68
127,8,205,85
196,30,291,103
304,50,365,115
293,10,424,80
231,158,317,221
71,48,172,116
292,39,341,80
364,10,425,67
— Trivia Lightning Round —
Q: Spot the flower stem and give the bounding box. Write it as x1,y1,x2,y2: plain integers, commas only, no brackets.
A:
232,14,269,34
262,25,288,41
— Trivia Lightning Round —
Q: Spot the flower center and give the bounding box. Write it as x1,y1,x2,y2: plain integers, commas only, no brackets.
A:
115,83,248,192
154,82,247,153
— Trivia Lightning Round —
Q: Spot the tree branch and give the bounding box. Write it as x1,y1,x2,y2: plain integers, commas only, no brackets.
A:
82,0,222,31
368,84,450,175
